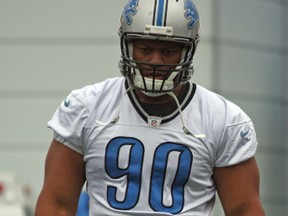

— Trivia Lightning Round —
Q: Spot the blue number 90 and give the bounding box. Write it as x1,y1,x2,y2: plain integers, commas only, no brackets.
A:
105,137,193,214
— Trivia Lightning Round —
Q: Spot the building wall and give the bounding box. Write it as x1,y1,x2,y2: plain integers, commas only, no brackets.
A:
0,0,286,214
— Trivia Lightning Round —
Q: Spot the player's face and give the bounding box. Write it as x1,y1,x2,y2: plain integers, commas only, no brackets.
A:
133,39,183,80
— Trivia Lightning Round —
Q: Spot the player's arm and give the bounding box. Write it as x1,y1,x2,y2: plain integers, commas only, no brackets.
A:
213,157,265,216
35,139,86,216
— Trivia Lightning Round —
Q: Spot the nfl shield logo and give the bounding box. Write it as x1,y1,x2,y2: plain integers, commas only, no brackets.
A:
148,116,162,127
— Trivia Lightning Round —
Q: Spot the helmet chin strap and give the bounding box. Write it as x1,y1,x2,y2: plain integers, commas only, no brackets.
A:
166,91,206,139
141,91,165,97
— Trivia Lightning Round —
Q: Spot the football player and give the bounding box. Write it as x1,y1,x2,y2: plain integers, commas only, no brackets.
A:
35,0,265,215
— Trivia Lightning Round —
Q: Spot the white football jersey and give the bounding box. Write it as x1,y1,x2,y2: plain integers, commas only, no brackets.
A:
48,77,257,216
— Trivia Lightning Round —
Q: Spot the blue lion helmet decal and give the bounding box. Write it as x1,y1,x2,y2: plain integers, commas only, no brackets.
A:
122,0,139,25
184,0,199,29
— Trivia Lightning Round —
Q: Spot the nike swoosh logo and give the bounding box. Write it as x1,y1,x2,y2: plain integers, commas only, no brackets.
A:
64,99,70,107
240,130,249,138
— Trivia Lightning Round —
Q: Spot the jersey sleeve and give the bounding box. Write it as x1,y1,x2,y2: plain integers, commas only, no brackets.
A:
47,91,88,154
215,108,258,167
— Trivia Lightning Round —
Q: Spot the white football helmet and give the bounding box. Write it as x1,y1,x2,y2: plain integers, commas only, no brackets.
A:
118,0,200,96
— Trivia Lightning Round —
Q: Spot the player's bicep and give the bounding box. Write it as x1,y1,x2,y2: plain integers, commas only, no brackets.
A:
213,157,262,215
40,139,86,211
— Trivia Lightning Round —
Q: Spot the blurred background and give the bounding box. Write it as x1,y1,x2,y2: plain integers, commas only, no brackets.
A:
0,0,287,215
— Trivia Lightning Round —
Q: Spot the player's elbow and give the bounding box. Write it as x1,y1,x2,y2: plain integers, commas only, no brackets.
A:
224,200,265,216
35,190,78,216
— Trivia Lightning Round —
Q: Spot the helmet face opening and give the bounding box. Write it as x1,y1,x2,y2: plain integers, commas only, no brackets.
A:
119,0,200,96
120,58,193,94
